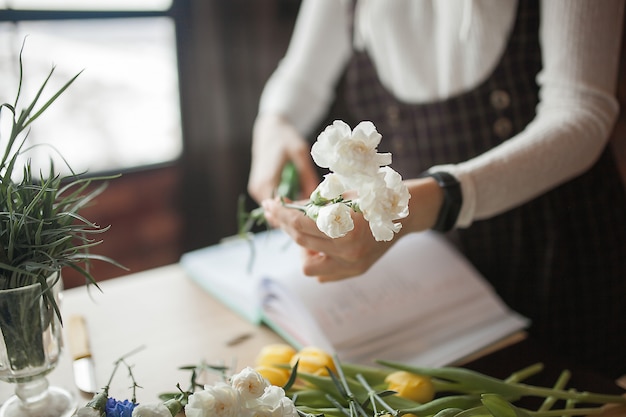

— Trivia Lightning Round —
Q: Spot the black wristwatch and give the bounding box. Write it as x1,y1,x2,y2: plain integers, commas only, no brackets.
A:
421,171,463,232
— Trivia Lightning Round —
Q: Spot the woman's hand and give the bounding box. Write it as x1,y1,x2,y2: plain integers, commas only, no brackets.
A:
262,177,445,282
262,197,392,281
248,114,320,204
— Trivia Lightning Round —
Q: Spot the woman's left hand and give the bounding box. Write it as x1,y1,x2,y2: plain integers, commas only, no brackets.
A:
261,198,393,282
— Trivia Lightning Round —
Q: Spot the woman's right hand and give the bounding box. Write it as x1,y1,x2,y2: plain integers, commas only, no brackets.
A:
260,177,444,282
247,113,320,204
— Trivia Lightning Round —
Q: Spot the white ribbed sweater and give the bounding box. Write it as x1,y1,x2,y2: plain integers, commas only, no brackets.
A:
259,0,624,227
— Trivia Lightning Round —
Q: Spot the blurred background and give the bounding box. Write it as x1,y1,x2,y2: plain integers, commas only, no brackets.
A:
0,0,303,288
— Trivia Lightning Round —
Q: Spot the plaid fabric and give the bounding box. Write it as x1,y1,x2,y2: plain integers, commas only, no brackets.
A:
342,0,626,377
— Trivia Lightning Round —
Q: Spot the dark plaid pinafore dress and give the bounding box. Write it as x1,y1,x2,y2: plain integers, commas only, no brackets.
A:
341,0,626,377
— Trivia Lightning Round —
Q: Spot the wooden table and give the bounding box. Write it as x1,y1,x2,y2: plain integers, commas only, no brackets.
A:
1,263,624,415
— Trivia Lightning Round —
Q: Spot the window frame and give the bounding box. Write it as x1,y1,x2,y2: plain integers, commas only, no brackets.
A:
0,1,185,177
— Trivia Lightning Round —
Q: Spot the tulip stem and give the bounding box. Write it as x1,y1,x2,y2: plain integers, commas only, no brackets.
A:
355,373,398,416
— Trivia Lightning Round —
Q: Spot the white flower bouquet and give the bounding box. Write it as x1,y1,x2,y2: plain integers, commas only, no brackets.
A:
240,120,410,243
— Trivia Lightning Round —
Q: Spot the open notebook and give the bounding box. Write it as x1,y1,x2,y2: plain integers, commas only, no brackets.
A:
180,229,528,367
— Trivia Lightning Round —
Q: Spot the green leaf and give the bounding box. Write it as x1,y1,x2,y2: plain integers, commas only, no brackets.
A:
480,394,519,417
277,161,300,200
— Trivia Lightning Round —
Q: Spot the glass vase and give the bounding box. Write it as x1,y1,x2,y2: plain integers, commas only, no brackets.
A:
0,274,76,417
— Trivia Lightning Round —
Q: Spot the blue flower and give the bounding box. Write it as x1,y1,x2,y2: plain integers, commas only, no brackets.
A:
105,398,137,417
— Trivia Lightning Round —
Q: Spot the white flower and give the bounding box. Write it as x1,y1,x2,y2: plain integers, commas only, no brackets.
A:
258,385,285,407
311,120,391,177
310,120,351,169
132,403,172,417
310,173,346,203
73,407,102,417
231,367,270,403
357,167,410,241
315,203,354,239
380,166,410,219
185,382,242,417
247,386,299,417
276,397,298,417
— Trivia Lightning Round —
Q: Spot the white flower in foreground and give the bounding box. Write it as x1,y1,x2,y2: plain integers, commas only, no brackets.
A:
247,386,298,417
311,120,391,176
315,202,355,238
132,403,172,417
231,367,270,403
357,167,410,242
185,382,242,417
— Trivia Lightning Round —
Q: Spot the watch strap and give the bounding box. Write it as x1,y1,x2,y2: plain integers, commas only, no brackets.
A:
421,171,462,232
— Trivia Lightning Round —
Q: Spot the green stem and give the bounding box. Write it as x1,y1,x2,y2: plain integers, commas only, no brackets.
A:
282,202,308,212
378,362,626,406
506,363,545,384
538,370,571,412
516,383,626,405
0,283,47,372
355,373,397,416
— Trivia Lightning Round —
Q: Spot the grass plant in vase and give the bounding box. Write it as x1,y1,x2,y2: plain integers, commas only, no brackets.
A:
0,47,121,417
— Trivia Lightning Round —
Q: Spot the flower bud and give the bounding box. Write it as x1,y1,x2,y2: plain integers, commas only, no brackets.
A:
74,407,104,417
289,346,336,376
256,344,297,368
254,344,296,387
305,204,321,220
255,365,290,387
84,389,109,413
385,371,435,403
315,173,346,202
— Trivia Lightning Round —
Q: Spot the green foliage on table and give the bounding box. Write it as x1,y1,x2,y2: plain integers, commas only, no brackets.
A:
284,359,626,417
0,44,123,291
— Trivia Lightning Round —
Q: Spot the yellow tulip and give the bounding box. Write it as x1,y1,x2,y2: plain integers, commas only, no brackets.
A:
384,370,435,403
255,365,291,387
289,346,336,376
255,344,297,368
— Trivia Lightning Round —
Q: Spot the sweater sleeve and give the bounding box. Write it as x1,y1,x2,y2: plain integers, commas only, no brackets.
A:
258,0,353,137
434,0,624,228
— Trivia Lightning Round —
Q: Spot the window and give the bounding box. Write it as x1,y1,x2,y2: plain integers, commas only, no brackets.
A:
0,0,172,10
0,1,181,176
